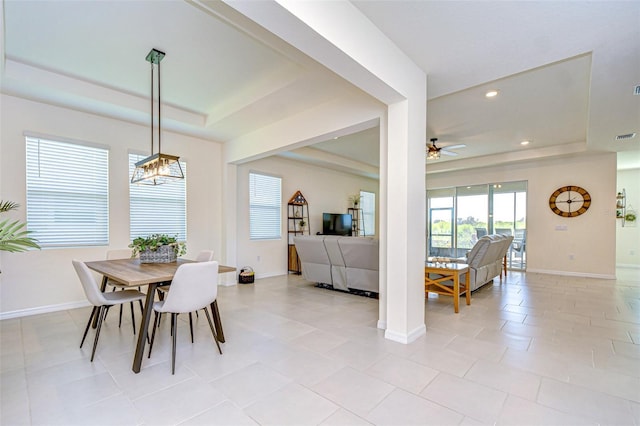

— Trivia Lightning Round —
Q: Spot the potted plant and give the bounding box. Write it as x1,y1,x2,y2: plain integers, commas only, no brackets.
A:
298,219,306,231
129,233,186,263
0,200,40,254
349,194,361,208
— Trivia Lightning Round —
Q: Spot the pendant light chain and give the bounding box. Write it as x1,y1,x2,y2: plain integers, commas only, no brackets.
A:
150,58,154,156
131,48,184,185
158,54,161,156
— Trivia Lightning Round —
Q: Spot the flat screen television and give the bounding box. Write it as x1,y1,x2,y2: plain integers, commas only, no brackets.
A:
322,213,353,236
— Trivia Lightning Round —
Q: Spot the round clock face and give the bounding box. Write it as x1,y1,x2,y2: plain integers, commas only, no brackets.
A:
549,186,591,217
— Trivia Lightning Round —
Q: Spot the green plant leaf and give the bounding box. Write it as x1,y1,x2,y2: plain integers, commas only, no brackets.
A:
129,233,186,257
0,218,41,252
0,201,20,213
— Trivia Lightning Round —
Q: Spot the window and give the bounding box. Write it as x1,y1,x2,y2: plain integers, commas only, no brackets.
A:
359,190,376,236
129,153,187,240
26,136,109,247
427,180,527,268
249,172,281,240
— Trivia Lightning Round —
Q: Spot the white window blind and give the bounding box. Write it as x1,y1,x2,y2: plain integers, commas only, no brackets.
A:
129,153,187,241
360,190,375,236
25,136,109,247
249,172,281,240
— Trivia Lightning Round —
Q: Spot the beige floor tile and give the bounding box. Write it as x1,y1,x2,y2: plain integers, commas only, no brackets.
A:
408,345,476,377
63,393,142,426
500,347,570,381
319,408,371,425
287,328,349,353
473,327,532,351
311,366,394,417
270,348,346,387
364,353,439,394
445,334,508,362
133,376,227,425
325,340,389,371
568,362,640,403
537,377,635,425
420,372,507,423
180,400,259,425
244,383,339,425
366,388,463,425
464,359,541,401
209,362,292,408
496,395,597,425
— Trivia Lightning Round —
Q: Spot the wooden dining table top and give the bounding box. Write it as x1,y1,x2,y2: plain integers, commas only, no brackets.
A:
85,258,236,287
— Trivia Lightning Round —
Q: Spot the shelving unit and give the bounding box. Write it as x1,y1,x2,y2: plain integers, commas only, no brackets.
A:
348,207,364,236
617,189,627,226
287,190,309,274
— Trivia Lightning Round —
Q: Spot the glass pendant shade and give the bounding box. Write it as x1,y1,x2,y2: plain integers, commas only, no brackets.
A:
131,48,183,185
131,153,184,185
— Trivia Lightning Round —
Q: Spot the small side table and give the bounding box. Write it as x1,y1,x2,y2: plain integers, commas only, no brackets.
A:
424,262,470,313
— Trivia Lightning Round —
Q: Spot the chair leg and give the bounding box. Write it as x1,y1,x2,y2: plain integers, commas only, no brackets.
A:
171,313,177,375
130,302,136,335
188,312,194,343
91,306,108,362
80,306,99,348
148,311,159,358
118,304,123,328
203,308,222,355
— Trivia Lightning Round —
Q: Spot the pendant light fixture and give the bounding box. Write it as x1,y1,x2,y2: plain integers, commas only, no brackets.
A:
131,48,184,185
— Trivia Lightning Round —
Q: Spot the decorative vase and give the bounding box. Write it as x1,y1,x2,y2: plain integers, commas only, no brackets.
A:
139,245,177,263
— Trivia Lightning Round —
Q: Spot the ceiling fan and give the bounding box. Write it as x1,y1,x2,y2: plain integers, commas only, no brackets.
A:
426,138,466,160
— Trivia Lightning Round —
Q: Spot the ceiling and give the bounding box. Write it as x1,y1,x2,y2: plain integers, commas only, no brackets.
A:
2,1,639,174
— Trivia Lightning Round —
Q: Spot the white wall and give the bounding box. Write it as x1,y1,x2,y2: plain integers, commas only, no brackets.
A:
235,156,378,278
0,95,223,316
616,168,640,267
427,152,617,278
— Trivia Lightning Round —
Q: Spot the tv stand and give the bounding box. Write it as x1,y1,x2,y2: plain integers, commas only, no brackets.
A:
348,208,364,236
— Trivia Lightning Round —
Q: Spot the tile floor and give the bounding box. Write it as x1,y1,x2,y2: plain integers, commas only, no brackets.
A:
1,269,639,425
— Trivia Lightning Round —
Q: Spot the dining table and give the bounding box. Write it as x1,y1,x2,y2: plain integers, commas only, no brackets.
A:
85,257,235,373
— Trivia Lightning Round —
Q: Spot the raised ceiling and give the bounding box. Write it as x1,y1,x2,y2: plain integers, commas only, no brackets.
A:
1,1,638,174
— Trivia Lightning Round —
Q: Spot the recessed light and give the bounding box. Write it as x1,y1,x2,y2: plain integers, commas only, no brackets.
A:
485,90,499,98
520,140,530,146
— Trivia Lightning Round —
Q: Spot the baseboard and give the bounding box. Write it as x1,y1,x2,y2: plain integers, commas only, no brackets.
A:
616,264,640,269
384,323,426,344
0,300,90,320
526,268,616,280
376,320,387,330
0,279,239,319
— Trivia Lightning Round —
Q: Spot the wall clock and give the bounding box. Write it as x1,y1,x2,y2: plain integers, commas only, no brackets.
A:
548,186,591,217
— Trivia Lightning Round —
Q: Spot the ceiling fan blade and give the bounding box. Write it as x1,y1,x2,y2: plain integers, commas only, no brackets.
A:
442,144,466,150
441,150,459,156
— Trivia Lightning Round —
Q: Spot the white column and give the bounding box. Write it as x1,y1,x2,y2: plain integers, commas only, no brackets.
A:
221,0,427,342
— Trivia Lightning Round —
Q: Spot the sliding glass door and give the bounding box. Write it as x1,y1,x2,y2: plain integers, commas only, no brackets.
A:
427,188,455,257
427,181,527,269
456,185,489,252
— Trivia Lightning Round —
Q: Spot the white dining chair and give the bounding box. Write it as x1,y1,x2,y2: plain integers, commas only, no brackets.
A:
105,249,144,333
156,250,214,334
72,259,146,362
147,260,222,374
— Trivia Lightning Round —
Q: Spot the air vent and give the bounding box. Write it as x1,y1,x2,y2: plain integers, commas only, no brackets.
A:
616,133,637,141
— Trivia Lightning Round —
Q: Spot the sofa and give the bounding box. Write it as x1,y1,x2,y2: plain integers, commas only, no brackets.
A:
293,235,379,294
455,234,513,291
